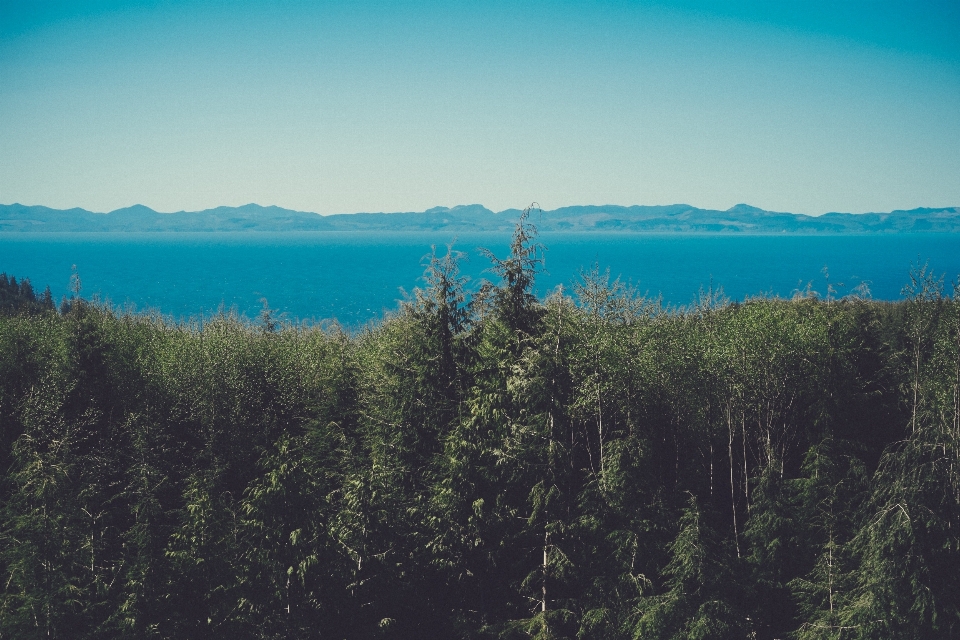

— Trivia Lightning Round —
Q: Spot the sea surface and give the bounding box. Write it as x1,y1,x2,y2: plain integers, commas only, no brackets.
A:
3,232,960,327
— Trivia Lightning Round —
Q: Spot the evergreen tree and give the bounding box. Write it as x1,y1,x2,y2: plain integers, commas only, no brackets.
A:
634,496,747,640
790,439,867,640
480,205,545,339
0,273,55,316
2,247,960,639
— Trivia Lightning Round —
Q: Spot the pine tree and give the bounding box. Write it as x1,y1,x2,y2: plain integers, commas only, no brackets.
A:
634,496,747,640
790,439,866,640
480,205,545,339
742,458,801,638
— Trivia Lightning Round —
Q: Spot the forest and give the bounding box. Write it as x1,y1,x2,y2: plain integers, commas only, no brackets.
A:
1,213,959,639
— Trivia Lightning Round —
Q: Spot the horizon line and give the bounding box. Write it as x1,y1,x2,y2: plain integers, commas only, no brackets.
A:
4,201,960,218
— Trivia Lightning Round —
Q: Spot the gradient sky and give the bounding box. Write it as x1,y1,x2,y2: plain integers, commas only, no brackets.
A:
1,0,959,215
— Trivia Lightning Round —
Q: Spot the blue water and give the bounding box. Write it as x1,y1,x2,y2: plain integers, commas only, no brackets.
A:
2,232,960,326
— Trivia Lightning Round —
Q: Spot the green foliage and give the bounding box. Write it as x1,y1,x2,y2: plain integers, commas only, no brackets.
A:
1,248,958,638
790,438,867,640
0,273,55,317
635,496,746,640
479,205,545,338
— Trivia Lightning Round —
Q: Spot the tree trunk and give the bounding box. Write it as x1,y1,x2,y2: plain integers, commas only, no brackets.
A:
727,402,740,558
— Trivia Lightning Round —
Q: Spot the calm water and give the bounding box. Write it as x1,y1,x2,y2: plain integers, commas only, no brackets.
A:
2,232,960,326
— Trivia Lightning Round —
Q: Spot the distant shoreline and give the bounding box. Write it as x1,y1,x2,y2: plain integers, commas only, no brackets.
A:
3,202,960,234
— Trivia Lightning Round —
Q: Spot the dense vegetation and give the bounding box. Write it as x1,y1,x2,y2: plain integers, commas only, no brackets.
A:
0,273,54,316
2,215,960,639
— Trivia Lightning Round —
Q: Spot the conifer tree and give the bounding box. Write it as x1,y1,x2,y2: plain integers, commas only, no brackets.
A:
0,371,83,639
480,205,545,339
635,496,747,640
742,458,801,638
790,439,866,640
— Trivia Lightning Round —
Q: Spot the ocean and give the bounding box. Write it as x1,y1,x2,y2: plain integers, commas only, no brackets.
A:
3,232,960,327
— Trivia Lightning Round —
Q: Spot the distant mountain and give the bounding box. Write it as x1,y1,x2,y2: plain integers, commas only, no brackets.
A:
2,202,959,233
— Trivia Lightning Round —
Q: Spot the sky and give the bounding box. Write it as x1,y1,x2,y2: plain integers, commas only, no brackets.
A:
1,0,959,216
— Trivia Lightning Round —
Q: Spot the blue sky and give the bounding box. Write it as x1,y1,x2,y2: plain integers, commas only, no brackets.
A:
1,0,958,215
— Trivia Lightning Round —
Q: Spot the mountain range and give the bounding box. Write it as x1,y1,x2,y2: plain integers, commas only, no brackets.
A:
2,202,960,233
